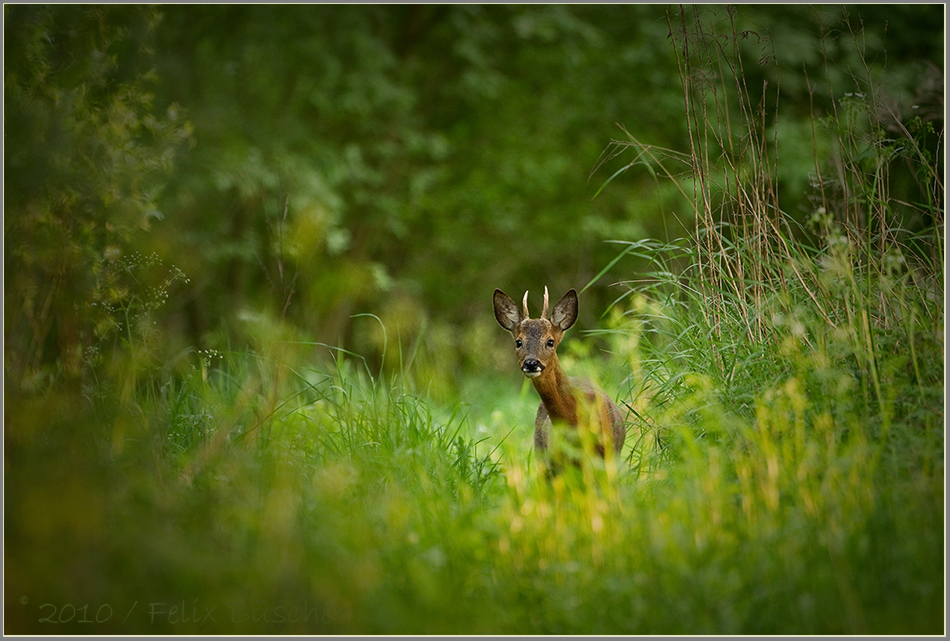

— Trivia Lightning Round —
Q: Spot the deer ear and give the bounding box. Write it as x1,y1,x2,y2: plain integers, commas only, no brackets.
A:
493,289,522,331
551,289,578,331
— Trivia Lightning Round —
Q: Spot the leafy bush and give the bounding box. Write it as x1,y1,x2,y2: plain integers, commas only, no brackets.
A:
4,5,192,388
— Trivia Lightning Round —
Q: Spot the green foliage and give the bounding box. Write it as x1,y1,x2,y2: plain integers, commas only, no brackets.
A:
583,8,944,632
4,4,943,636
9,5,941,389
4,5,192,387
143,5,692,368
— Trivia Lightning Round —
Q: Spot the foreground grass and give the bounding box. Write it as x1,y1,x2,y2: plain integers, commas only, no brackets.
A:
5,241,944,634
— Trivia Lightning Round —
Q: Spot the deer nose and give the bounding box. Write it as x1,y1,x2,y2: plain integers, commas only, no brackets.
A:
521,359,545,378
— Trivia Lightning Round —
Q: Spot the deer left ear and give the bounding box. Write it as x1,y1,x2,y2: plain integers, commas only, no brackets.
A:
551,289,578,331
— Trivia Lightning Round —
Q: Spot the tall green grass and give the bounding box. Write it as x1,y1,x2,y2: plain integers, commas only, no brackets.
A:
7,343,506,635
6,9,943,636
6,310,942,635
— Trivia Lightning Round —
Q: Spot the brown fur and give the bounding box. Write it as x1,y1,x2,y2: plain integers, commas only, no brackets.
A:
494,288,626,469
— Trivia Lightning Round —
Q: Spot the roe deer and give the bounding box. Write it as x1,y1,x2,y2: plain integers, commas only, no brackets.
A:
493,286,626,472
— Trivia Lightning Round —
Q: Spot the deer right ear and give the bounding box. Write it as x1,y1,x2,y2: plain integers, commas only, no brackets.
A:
493,289,522,332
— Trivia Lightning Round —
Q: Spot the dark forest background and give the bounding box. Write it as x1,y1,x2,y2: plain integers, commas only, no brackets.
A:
6,5,943,397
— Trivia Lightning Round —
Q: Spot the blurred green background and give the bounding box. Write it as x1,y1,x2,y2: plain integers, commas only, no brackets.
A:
6,4,942,396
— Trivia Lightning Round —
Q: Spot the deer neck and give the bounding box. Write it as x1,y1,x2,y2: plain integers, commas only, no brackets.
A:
532,356,578,425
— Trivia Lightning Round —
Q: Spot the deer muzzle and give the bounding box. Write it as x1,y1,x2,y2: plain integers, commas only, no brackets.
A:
521,358,545,378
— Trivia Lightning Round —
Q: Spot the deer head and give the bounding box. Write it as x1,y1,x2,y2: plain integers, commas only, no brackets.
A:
493,287,578,378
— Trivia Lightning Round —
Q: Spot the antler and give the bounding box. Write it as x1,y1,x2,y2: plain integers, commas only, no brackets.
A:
541,286,549,319
522,291,530,319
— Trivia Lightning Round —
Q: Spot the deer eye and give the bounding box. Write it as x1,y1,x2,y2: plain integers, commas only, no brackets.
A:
546,339,555,348
515,339,523,348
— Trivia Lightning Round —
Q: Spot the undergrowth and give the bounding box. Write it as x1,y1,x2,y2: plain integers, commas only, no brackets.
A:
5,7,943,636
